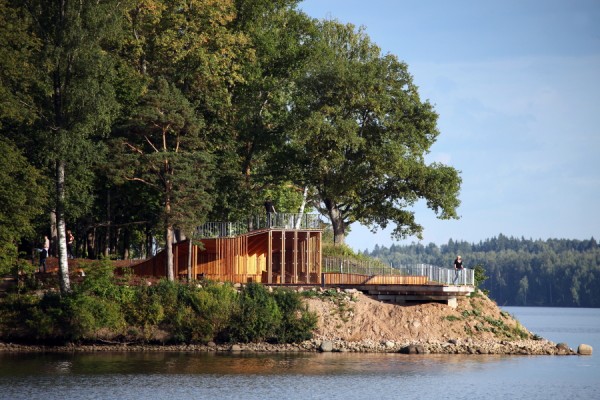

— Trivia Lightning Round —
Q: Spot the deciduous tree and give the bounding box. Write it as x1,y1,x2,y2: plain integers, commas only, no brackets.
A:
0,139,47,274
6,0,123,293
286,21,461,245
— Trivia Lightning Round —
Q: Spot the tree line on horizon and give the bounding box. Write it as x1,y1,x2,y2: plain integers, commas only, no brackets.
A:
0,0,461,293
367,234,600,307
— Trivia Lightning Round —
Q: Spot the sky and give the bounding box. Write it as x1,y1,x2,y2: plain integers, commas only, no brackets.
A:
298,0,600,252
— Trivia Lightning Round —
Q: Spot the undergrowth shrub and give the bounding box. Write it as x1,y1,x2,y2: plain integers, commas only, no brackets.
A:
228,282,281,343
195,283,238,342
273,289,317,343
0,268,318,345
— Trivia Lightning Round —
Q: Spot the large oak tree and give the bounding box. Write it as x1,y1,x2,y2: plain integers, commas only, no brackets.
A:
286,21,461,245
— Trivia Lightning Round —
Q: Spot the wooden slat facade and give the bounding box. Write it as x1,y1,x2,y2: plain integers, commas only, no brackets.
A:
123,229,322,285
122,228,437,289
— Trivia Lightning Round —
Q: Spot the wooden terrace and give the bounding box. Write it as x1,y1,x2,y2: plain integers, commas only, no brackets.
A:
122,214,474,306
125,214,323,285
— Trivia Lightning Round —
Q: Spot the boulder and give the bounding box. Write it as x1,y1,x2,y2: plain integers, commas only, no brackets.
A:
399,345,425,354
577,344,593,356
555,342,571,355
319,341,334,352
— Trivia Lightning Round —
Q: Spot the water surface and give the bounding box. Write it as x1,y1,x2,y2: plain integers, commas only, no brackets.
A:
1,307,598,400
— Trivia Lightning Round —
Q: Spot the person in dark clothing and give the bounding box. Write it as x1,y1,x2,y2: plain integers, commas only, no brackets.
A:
264,199,276,227
67,230,75,259
453,255,463,283
39,235,49,273
454,255,463,270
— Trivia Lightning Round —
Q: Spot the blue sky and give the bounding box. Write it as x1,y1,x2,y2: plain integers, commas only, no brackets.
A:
299,0,600,251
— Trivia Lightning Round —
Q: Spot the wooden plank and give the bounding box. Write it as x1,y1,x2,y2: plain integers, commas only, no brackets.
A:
268,230,272,284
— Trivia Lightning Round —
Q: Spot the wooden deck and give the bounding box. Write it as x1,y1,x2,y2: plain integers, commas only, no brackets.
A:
118,220,474,306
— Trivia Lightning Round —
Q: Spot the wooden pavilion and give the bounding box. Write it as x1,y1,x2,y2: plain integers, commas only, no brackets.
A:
124,214,323,285
119,213,474,307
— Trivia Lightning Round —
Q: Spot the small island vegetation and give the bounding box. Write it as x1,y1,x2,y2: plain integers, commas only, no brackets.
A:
0,260,317,345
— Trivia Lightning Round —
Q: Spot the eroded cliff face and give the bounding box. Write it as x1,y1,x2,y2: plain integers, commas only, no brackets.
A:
304,289,532,343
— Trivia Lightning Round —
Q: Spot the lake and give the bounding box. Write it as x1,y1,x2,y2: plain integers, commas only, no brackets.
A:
0,307,598,400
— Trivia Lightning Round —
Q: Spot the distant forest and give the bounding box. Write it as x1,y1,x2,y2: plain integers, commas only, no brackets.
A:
366,234,600,307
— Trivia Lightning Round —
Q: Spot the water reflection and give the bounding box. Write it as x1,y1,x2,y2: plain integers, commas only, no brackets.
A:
1,350,598,400
1,351,515,377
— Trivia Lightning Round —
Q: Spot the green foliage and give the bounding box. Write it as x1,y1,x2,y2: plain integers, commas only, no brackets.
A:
62,294,126,340
444,315,461,322
284,20,461,245
1,0,464,275
121,282,165,341
228,282,281,343
0,139,46,275
0,275,315,345
273,289,317,343
322,242,362,258
473,264,490,296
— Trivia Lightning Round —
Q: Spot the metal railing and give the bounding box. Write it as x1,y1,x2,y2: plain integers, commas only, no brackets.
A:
195,213,322,238
323,257,474,286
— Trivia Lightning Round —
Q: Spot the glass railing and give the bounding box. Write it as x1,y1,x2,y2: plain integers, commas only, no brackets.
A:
195,213,323,238
323,257,474,286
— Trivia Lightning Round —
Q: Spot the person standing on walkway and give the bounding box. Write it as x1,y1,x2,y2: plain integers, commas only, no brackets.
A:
264,199,276,227
453,255,464,283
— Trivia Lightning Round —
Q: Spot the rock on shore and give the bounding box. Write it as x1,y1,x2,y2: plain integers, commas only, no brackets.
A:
0,337,576,355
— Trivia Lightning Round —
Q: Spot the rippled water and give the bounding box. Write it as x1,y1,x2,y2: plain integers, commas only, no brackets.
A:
1,307,598,400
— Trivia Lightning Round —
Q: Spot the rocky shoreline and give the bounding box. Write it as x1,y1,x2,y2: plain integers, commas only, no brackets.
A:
0,288,593,357
0,338,592,356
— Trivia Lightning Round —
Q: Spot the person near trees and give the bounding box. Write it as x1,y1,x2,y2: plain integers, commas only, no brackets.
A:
39,235,50,273
454,255,463,271
67,230,75,259
264,199,276,227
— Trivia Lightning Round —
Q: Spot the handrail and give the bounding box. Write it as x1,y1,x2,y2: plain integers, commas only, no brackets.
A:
195,213,322,238
323,257,474,286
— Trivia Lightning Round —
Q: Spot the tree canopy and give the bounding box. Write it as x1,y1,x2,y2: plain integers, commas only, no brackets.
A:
0,1,462,286
283,21,460,244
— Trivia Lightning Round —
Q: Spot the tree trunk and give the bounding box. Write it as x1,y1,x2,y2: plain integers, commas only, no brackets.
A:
144,224,151,258
50,211,58,257
325,198,346,246
86,228,95,259
175,229,186,242
295,186,308,229
104,189,111,257
166,225,174,281
122,228,130,260
165,161,174,280
56,160,71,293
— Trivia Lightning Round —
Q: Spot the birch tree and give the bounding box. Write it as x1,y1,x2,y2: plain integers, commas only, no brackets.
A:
6,0,122,293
